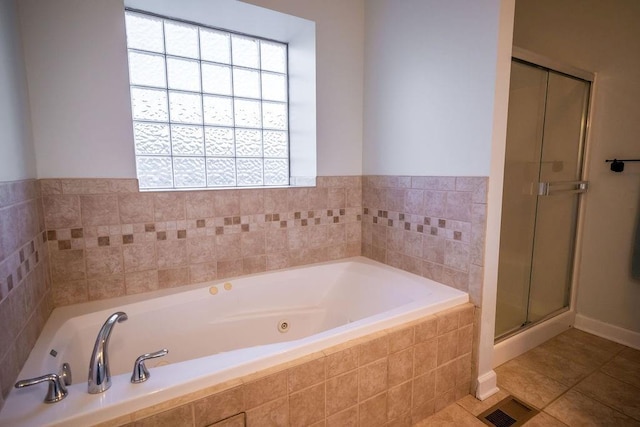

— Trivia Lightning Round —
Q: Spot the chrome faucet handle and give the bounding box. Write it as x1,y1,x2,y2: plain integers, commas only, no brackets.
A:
15,373,68,403
131,349,168,383
60,362,72,386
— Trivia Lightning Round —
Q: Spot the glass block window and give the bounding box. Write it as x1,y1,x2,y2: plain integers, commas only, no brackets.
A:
124,10,289,189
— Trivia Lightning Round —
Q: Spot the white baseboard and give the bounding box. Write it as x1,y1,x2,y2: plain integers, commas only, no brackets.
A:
493,310,574,368
475,371,500,400
574,314,640,350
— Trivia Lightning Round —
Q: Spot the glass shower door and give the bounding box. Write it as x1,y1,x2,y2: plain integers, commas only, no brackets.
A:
495,59,590,339
527,71,590,324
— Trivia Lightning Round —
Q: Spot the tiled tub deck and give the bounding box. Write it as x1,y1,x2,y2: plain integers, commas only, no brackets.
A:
100,303,475,427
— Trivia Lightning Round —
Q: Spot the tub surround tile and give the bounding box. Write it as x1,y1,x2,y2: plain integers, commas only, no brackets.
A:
245,397,288,426
88,303,474,427
193,386,244,427
326,371,359,416
359,391,388,426
288,357,326,393
0,180,51,408
362,175,487,306
289,382,325,426
43,178,361,306
326,406,358,427
358,358,389,400
244,372,288,409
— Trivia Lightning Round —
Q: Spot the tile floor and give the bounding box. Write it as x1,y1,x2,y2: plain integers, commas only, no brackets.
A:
416,327,640,426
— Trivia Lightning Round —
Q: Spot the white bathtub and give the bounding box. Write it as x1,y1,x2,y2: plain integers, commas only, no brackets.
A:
0,257,468,427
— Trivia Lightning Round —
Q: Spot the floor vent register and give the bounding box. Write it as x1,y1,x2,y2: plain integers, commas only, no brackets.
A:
478,395,538,427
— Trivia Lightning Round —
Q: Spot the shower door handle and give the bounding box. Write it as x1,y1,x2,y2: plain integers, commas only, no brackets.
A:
537,180,589,196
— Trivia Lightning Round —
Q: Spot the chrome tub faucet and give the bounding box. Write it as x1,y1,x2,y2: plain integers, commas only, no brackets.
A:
88,311,128,394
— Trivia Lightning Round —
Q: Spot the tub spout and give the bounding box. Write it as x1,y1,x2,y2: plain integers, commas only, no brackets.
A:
88,311,128,394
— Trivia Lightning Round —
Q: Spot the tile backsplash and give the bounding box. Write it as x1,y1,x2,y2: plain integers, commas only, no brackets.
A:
0,180,52,402
40,177,362,306
362,176,487,306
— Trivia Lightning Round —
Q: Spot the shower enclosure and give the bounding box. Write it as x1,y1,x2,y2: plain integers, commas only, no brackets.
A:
495,53,591,341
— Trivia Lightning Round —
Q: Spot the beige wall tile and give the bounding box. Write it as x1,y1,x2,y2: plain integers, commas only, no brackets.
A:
388,326,414,354
244,371,287,409
132,404,193,427
43,195,81,229
50,249,85,283
156,240,187,269
125,270,159,295
265,229,287,253
216,259,243,279
215,190,240,217
388,348,413,387
287,188,308,212
414,339,437,376
241,231,265,257
88,274,125,300
245,396,288,427
215,234,241,260
85,246,123,278
189,262,216,284
326,346,358,378
52,279,87,306
289,383,325,426
435,360,456,394
288,357,325,393
445,192,472,222
186,191,215,220
240,190,264,215
187,236,216,264
326,406,358,427
387,411,412,427
308,188,328,210
412,371,436,409
387,381,412,422
123,243,157,273
359,392,387,426
81,195,119,226
158,267,189,289
437,331,458,366
154,193,185,221
415,318,437,343
242,256,266,275
193,386,244,427
358,335,388,366
326,371,358,416
119,193,154,224
358,358,388,401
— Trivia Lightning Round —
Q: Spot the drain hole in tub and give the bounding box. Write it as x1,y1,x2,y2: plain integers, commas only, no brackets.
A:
278,320,289,333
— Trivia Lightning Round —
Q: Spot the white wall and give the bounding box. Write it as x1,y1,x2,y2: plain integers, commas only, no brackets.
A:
514,0,640,336
0,0,36,181
17,0,364,179
18,0,136,179
363,0,503,177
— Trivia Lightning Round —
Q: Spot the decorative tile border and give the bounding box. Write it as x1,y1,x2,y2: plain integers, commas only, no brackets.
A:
39,178,363,307
0,179,51,404
362,176,487,306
